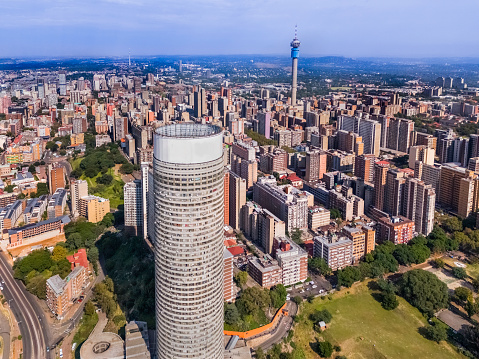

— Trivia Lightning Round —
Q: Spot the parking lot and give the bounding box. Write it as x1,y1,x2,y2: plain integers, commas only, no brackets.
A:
287,274,332,300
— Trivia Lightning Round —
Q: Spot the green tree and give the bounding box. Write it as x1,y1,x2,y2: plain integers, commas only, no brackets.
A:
84,301,96,316
270,284,287,308
291,228,303,245
234,271,248,288
442,216,463,233
28,164,36,173
330,208,341,219
452,267,467,279
381,292,399,310
292,296,302,305
310,309,332,324
399,269,449,315
52,245,68,262
337,266,361,287
4,185,15,193
424,324,448,343
97,173,113,185
120,163,134,174
25,275,46,299
454,287,472,302
255,347,265,359
224,303,240,325
316,341,333,358
308,257,332,276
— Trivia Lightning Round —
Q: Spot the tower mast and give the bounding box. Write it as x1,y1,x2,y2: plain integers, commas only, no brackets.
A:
290,25,301,107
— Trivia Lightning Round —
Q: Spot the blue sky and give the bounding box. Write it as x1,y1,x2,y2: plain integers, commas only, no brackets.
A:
1,0,479,58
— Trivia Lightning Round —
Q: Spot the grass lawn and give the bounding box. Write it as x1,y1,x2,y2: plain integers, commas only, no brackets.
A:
443,256,479,280
79,167,124,209
293,282,464,359
73,311,98,357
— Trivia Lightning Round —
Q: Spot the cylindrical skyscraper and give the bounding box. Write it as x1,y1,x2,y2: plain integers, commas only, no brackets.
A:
153,123,225,359
290,29,301,107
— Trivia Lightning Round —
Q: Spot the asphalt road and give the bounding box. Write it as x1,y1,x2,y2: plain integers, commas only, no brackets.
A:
0,253,51,359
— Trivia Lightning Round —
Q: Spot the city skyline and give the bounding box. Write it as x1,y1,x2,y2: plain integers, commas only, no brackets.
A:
1,0,479,58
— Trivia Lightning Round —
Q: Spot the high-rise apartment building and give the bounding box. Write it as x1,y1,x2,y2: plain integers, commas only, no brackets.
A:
257,111,271,139
49,166,65,194
153,124,224,359
58,71,67,96
403,178,435,235
373,161,389,211
228,171,247,230
409,146,434,169
377,215,415,244
124,180,142,235
253,176,311,232
355,154,375,182
70,179,88,218
305,150,327,182
387,118,414,153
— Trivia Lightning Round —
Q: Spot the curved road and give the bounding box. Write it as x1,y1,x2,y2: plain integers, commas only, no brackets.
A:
0,253,50,359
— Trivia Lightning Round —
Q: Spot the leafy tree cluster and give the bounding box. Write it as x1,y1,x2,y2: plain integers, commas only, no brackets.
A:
329,208,341,219
423,319,448,343
224,285,286,331
392,241,431,266
376,278,399,310
399,269,449,316
310,309,332,329
291,228,303,245
312,340,334,358
64,217,105,251
30,182,49,198
245,129,276,146
234,271,248,288
93,277,126,328
13,247,71,299
261,343,306,359
96,232,155,327
308,257,332,277
71,142,126,179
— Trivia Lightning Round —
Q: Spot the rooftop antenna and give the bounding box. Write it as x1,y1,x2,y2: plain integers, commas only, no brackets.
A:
294,24,298,39
129,49,131,67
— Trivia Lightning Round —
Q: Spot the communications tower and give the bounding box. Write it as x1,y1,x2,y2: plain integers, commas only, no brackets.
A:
290,26,301,106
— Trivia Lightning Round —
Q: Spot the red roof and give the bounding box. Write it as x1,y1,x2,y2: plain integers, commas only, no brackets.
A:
287,173,302,182
67,248,89,271
227,246,244,257
224,239,237,248
376,160,390,166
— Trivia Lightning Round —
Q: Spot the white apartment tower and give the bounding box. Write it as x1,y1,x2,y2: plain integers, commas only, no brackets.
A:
153,124,224,359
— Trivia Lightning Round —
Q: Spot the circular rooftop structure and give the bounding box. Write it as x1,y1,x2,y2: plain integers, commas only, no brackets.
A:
155,123,222,138
153,123,224,165
80,332,124,359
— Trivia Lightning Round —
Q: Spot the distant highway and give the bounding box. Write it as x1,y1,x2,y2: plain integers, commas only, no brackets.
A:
0,253,51,359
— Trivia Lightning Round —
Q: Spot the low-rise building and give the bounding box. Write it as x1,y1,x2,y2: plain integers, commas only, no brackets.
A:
46,265,87,319
273,236,308,286
8,215,70,247
377,215,415,245
0,200,23,230
79,195,110,223
313,234,353,271
248,255,282,288
308,206,330,230
47,189,67,219
23,195,48,224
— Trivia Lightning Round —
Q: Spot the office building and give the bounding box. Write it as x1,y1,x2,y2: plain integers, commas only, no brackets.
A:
224,248,235,302
153,124,224,359
46,266,86,319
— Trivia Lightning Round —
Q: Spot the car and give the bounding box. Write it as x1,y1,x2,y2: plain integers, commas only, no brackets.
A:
46,347,49,352
312,285,317,289
300,290,305,294
59,349,63,358
309,281,315,285
319,289,324,294
0,286,3,291
78,299,83,303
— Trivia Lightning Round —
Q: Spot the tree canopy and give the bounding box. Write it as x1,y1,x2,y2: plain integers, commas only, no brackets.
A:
399,269,449,315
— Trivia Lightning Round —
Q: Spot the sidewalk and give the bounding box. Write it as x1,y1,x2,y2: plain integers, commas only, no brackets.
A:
0,299,21,359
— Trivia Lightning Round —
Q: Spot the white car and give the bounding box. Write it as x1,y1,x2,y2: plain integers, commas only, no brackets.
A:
0,286,3,291
309,281,315,285
312,285,317,289
300,290,305,293
59,349,63,358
